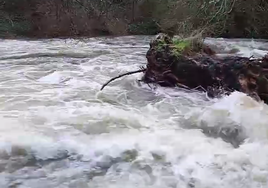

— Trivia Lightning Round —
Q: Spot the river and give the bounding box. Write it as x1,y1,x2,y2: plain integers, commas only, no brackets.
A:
0,36,268,188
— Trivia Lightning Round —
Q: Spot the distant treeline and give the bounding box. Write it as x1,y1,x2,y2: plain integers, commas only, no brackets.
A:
0,0,268,38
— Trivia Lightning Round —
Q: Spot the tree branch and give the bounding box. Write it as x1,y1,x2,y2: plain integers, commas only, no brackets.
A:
100,69,146,91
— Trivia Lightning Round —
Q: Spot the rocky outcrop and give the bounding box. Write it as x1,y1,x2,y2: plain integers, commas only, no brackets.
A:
142,33,268,103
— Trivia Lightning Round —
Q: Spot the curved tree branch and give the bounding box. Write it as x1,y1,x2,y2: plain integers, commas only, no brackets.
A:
227,0,236,14
100,69,146,91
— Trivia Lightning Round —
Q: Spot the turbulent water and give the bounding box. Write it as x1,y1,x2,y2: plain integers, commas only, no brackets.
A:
0,36,268,188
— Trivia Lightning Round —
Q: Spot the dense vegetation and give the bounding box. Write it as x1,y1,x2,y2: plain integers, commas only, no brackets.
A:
1,0,268,38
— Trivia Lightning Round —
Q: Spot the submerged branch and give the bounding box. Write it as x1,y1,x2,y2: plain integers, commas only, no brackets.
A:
100,69,146,91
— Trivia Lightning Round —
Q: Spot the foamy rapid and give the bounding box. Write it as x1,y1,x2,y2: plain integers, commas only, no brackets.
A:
0,36,268,188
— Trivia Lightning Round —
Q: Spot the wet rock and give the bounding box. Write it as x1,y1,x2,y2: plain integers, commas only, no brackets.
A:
142,33,268,104
151,151,165,161
121,149,138,162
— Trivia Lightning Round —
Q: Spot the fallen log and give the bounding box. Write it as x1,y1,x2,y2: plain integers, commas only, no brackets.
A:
142,33,268,103
100,33,268,104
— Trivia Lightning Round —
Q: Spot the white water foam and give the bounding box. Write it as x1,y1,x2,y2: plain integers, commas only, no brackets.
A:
0,36,268,188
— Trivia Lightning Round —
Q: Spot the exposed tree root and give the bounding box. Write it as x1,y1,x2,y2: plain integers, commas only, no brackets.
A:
101,33,268,105
100,69,146,91
142,33,268,104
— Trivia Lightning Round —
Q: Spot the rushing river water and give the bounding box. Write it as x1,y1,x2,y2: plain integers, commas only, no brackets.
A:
0,36,268,188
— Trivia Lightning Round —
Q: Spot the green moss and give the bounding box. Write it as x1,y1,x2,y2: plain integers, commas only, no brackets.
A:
154,36,192,56
153,35,168,51
172,38,191,51
170,38,192,56
172,36,206,56
155,40,166,51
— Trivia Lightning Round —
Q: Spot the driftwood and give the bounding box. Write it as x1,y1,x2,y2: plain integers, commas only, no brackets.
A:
101,33,268,104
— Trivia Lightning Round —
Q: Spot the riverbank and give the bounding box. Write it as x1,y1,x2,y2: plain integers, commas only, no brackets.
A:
1,0,268,39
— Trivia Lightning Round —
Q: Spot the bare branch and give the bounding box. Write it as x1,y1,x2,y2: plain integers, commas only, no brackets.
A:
100,69,146,91
227,0,236,14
